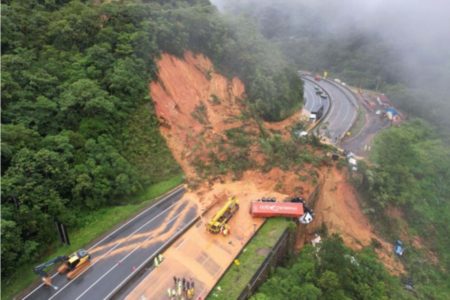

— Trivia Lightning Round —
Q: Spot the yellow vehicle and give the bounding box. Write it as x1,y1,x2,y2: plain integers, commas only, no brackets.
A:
207,196,239,234
34,249,91,286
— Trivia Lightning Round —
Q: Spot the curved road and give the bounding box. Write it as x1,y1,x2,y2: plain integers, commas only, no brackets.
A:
22,187,198,300
303,79,327,113
303,75,358,145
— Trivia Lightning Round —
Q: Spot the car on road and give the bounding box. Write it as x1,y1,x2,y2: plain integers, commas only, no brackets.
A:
320,94,327,99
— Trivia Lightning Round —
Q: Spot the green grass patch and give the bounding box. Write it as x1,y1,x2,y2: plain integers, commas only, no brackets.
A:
348,107,366,137
207,218,291,300
2,174,184,300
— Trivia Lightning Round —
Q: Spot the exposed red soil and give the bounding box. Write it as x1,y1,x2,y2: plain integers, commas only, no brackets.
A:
145,51,405,298
150,51,246,179
309,167,405,275
263,111,303,139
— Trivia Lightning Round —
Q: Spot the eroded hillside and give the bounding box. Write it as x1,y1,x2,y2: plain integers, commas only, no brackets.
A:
149,51,404,275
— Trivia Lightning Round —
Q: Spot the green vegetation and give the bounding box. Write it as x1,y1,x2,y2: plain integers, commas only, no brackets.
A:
1,0,302,291
193,122,329,180
259,133,327,171
224,1,450,135
356,120,450,299
191,102,209,125
1,174,183,300
346,108,366,137
252,234,411,300
208,218,291,300
186,13,304,121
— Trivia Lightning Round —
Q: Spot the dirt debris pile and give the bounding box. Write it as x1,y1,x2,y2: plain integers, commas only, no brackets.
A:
149,51,404,278
150,51,247,179
309,167,405,275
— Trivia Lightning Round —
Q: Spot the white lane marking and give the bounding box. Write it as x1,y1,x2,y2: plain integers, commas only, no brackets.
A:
325,81,357,141
304,83,316,111
46,199,184,300
22,186,184,300
326,83,347,129
76,209,190,300
102,216,199,300
342,91,358,135
333,84,356,139
306,81,320,112
321,83,340,126
319,81,347,141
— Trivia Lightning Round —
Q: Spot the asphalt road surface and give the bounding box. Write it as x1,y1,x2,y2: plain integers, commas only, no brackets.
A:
305,76,358,144
303,79,330,115
23,186,199,300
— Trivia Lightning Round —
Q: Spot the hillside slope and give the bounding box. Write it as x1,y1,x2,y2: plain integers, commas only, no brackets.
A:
150,51,403,277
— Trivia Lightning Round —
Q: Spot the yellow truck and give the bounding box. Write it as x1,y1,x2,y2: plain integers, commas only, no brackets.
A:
207,196,239,235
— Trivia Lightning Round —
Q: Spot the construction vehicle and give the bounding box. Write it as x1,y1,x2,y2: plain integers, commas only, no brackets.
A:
207,196,239,235
34,249,91,287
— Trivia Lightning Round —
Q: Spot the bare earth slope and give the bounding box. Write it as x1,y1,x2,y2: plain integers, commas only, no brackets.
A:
128,51,404,299
311,167,404,274
150,51,245,179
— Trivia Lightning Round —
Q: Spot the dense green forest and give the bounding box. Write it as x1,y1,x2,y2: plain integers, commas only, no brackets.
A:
1,0,301,281
214,3,450,295
251,234,411,300
220,0,450,135
357,120,450,298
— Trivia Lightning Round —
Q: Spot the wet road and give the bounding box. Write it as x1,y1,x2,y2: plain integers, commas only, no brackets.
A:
23,187,199,300
303,78,330,114
304,76,358,144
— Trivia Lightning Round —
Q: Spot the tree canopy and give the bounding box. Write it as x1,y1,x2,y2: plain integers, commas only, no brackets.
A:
252,235,411,300
1,0,302,278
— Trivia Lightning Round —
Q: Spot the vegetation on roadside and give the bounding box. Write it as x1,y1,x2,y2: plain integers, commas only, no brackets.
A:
207,218,292,300
192,120,330,181
345,107,366,138
251,234,411,300
355,120,450,299
1,0,302,293
1,174,183,300
223,0,450,135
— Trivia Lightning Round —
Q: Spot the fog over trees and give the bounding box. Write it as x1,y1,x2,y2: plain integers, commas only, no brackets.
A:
213,0,450,134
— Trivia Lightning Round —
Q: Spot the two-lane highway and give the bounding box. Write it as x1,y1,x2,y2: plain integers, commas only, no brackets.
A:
303,76,357,144
304,79,326,113
23,186,198,300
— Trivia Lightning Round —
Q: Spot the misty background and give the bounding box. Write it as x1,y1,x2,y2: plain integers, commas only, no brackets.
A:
211,0,450,135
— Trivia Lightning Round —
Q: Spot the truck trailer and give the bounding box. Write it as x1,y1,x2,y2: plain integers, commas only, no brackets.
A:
250,202,304,218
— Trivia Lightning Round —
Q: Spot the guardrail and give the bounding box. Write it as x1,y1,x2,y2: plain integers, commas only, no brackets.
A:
107,214,200,299
18,184,186,300
324,78,359,109
321,78,360,142
301,76,333,134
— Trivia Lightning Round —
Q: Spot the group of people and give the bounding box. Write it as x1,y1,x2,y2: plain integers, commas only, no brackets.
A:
167,276,195,299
